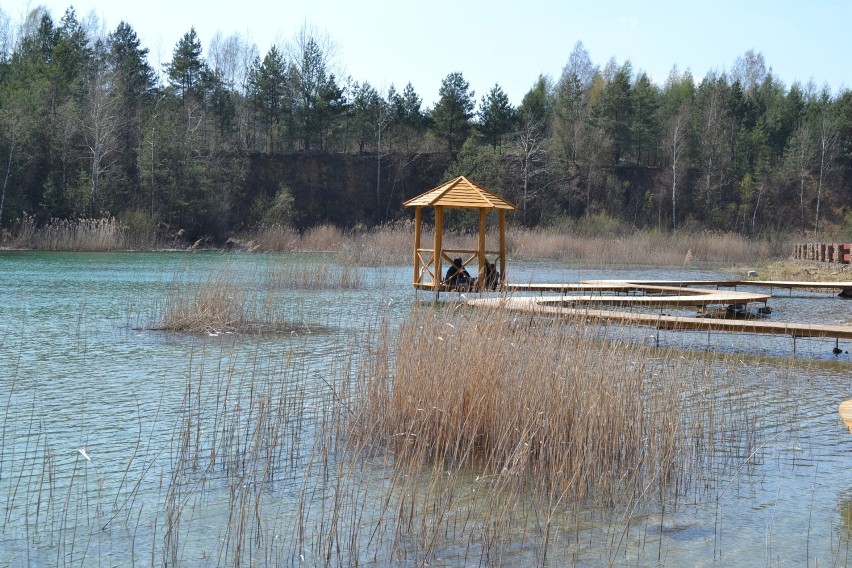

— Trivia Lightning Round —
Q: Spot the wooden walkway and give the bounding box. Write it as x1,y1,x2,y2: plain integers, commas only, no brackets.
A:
467,296,852,341
505,279,852,295
611,279,852,294
501,281,770,307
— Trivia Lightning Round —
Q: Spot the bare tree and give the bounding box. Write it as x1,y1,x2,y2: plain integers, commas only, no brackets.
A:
0,103,24,230
510,118,549,225
814,111,839,239
697,76,731,216
785,121,815,236
82,45,120,214
208,31,257,94
665,102,690,230
732,49,767,93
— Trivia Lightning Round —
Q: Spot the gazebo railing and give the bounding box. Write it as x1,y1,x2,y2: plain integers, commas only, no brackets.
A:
414,248,503,289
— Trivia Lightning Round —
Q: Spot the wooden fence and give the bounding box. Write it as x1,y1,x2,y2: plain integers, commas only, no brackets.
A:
794,243,851,264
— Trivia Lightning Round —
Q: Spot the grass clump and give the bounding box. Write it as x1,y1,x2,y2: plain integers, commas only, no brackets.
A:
149,263,295,334
352,307,739,504
11,215,129,251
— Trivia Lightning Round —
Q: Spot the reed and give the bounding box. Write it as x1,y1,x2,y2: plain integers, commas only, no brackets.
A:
322,307,760,565
509,227,790,266
149,262,295,334
248,225,302,252
11,216,129,251
349,307,741,506
263,257,365,290
341,221,414,266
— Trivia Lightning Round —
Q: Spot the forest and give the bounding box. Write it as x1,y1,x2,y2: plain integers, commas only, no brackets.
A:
1,6,851,244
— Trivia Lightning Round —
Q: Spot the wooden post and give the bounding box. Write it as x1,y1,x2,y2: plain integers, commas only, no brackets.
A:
434,206,444,293
478,208,487,289
499,210,506,284
413,207,422,286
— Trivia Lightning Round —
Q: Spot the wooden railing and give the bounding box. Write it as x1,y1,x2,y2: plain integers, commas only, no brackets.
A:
414,248,503,288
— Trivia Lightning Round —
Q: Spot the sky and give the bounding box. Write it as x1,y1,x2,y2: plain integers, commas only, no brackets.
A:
5,0,851,107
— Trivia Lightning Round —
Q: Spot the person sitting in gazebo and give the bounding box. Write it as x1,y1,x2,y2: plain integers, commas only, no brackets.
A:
483,262,500,290
444,258,472,288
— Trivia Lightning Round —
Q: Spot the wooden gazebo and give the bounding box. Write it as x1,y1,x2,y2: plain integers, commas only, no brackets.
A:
403,176,516,293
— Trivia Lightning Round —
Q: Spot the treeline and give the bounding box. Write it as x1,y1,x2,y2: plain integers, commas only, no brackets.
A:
1,6,851,243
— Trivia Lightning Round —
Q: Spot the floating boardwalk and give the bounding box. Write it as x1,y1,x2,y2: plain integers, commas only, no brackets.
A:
504,279,852,296
468,280,852,345
469,296,852,341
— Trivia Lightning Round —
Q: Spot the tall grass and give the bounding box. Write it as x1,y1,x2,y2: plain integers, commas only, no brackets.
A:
253,223,786,268
146,263,297,334
5,213,791,269
264,257,365,290
350,308,744,503
11,216,130,251
509,227,791,266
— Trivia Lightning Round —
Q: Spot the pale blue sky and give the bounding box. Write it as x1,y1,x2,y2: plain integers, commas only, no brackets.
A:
6,0,851,106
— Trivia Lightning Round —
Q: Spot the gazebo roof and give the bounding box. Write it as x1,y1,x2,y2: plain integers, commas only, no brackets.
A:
403,176,516,210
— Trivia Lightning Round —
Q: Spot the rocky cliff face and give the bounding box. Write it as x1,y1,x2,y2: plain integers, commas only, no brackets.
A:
238,152,449,230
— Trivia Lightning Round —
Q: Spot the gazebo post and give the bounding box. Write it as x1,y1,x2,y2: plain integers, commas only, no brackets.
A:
478,208,487,290
434,205,444,296
499,210,506,285
413,207,422,286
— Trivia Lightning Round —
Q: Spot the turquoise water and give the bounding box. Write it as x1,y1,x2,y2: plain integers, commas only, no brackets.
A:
0,251,851,566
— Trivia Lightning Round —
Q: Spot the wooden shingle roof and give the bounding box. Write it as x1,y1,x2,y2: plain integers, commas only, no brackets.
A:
403,176,516,210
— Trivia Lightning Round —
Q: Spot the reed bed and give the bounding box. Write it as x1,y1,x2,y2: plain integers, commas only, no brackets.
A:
249,225,304,252
11,215,129,251
330,307,759,564
147,263,297,334
268,223,786,269
263,257,365,290
508,227,790,266
5,214,790,271
350,308,747,503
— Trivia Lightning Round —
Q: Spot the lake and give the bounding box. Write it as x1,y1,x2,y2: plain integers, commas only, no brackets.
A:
0,251,850,566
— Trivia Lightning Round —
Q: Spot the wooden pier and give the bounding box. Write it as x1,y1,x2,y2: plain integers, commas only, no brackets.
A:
501,281,770,308
505,279,852,298
468,296,852,341
469,280,852,345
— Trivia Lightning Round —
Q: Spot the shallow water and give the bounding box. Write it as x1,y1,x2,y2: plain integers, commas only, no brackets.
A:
0,251,851,566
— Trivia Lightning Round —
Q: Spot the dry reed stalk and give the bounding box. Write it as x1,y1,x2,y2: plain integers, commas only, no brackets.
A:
509,227,790,266
341,222,414,266
151,263,293,334
12,216,129,251
300,224,345,252
250,225,301,252
350,307,744,505
263,259,365,290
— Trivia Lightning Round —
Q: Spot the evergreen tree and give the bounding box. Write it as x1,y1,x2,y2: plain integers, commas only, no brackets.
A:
431,71,475,156
247,46,290,152
166,28,206,101
106,21,155,209
593,61,634,163
478,83,515,150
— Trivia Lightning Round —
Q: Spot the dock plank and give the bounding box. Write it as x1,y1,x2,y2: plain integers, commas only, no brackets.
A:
468,296,852,340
